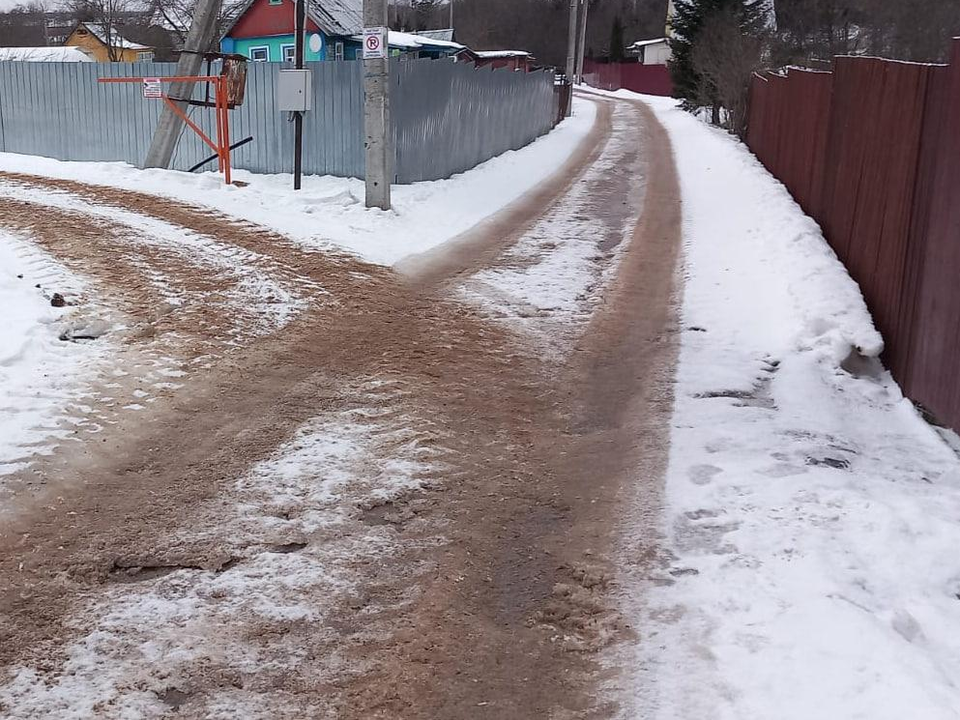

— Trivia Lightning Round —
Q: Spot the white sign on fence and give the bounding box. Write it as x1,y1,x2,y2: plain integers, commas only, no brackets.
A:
363,27,387,60
142,77,162,99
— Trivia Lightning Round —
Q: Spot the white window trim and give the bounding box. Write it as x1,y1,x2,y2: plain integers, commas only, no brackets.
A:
334,41,344,61
281,43,296,62
137,51,153,62
249,45,269,62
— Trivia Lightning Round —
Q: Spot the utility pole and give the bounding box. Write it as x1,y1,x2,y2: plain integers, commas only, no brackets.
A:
144,0,221,169
363,0,391,210
565,0,578,83
293,0,305,190
565,0,578,117
449,0,454,31
575,0,589,84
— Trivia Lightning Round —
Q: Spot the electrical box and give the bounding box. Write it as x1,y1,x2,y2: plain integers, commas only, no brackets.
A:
277,69,312,112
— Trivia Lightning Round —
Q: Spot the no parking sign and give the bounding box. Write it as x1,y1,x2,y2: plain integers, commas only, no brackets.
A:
363,27,387,59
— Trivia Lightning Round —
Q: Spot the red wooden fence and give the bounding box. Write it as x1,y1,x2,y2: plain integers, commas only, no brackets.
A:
582,59,673,97
747,40,960,429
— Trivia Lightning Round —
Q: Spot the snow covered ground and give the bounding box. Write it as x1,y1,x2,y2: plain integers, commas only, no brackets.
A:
612,92,960,720
0,98,597,268
458,99,642,359
0,376,446,718
0,234,109,480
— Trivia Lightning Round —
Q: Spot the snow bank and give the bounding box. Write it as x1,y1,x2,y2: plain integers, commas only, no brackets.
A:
0,98,597,268
0,234,107,480
614,93,960,719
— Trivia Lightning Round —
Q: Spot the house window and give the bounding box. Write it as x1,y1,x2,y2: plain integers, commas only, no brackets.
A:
282,44,295,63
334,42,344,61
268,0,282,5
137,51,154,62
249,46,269,62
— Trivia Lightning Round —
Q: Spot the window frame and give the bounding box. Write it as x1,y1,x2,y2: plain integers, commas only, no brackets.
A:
281,43,296,63
249,45,269,62
334,41,344,61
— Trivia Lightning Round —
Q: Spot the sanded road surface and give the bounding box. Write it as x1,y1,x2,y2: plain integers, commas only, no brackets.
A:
0,94,681,719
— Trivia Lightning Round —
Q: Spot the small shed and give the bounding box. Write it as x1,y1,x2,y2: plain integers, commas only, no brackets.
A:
474,50,534,72
628,38,671,66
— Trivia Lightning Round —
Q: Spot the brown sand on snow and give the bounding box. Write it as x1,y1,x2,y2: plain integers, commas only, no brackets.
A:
0,95,681,718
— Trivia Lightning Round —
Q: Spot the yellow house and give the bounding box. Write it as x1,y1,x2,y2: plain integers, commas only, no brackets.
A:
64,22,154,63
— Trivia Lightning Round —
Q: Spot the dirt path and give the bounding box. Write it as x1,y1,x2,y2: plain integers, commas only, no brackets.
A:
0,95,681,718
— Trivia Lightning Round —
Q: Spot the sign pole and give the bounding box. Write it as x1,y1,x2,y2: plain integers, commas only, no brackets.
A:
294,0,305,191
363,0,391,210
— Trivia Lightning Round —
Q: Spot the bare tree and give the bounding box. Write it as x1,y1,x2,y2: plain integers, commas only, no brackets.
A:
689,4,766,135
147,0,247,49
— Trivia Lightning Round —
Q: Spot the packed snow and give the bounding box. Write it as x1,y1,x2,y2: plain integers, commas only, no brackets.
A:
0,234,108,480
605,91,960,720
458,100,642,358
0,98,597,268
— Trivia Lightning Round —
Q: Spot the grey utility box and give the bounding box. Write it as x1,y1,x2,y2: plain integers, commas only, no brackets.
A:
277,69,312,112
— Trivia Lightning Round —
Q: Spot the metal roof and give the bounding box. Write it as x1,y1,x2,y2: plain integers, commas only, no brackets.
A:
222,0,363,39
308,0,363,36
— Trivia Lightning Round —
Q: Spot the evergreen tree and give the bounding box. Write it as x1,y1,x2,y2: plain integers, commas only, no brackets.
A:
669,0,769,113
609,14,625,62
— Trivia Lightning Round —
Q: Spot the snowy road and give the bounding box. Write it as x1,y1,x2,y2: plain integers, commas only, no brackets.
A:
4,88,954,720
0,94,684,718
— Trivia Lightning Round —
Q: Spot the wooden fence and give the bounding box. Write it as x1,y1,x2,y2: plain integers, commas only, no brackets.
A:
582,59,673,97
747,39,960,429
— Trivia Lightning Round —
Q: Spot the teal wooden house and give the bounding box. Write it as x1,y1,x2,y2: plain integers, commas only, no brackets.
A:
219,0,363,63
219,0,466,63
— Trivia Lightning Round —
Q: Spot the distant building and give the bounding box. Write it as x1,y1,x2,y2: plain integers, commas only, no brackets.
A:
474,50,534,72
220,0,465,62
628,38,671,65
64,22,154,62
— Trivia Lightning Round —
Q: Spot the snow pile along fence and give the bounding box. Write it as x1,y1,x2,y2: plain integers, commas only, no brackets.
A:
0,58,557,184
746,39,960,431
581,59,673,97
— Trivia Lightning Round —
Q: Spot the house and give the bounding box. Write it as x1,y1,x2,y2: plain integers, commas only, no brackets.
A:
220,0,466,63
474,50,534,72
220,0,363,62
628,37,671,65
64,22,154,62
0,46,93,62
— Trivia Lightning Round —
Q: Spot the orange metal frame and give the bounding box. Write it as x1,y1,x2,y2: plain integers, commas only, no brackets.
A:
98,75,233,184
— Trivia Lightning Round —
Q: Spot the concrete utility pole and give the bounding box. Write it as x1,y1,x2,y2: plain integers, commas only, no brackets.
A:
564,0,578,117
449,0,454,31
144,0,221,169
565,0,578,83
575,0,589,84
363,0,391,210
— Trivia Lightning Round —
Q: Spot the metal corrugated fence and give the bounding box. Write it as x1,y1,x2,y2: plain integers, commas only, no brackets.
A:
0,58,556,184
746,40,960,431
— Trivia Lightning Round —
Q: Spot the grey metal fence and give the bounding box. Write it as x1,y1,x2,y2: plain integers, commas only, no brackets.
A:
0,58,556,184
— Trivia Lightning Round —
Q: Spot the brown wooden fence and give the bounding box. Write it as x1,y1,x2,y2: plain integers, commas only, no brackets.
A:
747,39,960,429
